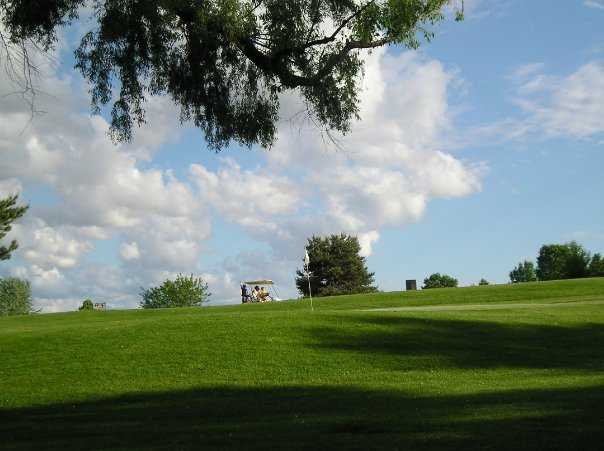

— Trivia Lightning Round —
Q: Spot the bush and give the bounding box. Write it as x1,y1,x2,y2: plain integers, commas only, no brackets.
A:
478,278,489,286
140,274,211,309
0,277,32,316
79,299,94,311
422,273,458,289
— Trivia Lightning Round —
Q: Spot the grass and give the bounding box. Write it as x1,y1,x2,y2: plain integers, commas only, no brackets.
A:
1,278,604,450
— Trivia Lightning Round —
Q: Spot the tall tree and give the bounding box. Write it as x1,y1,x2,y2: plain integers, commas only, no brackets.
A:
0,194,28,261
0,0,462,149
509,260,537,283
296,233,376,297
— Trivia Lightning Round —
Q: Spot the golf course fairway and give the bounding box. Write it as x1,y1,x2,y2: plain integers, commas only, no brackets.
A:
2,278,603,450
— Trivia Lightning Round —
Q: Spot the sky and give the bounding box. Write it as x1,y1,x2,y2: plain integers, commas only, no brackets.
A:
1,0,603,312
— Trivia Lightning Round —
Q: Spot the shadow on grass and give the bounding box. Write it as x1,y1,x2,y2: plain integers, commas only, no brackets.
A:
2,384,603,450
308,316,604,370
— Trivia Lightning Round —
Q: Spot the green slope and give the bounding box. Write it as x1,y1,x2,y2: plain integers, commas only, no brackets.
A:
1,278,604,450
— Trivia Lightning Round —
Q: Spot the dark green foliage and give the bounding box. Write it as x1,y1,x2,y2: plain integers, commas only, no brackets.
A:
422,273,458,289
0,194,29,261
296,233,376,297
589,253,604,277
0,0,457,149
536,242,590,281
78,299,94,311
478,278,489,286
509,260,537,283
140,274,210,309
0,277,32,316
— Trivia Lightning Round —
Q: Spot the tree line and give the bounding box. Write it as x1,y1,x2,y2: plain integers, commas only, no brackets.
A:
510,241,604,283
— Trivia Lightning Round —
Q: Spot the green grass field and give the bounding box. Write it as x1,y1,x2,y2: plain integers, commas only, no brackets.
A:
2,278,604,450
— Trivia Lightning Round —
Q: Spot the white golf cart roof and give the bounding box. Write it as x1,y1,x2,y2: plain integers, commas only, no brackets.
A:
243,280,274,285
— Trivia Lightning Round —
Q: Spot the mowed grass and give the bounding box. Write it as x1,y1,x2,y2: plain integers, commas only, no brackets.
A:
1,278,604,450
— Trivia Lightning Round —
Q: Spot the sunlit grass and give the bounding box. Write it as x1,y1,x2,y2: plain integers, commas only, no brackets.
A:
1,278,603,449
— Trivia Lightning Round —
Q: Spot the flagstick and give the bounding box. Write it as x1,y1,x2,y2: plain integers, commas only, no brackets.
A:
307,270,313,312
304,248,313,312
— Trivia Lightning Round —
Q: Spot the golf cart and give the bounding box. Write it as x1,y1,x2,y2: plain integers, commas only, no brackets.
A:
240,280,282,303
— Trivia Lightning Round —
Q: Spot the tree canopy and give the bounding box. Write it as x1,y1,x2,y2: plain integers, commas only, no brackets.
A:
296,233,376,297
0,0,461,149
536,242,591,281
0,194,28,261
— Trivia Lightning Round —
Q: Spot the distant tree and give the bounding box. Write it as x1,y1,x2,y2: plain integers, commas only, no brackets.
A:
478,278,489,286
509,261,537,283
295,234,376,297
0,194,29,261
79,299,94,311
564,241,591,279
536,245,568,281
0,277,32,316
536,242,590,281
140,274,211,309
422,273,458,289
589,253,604,277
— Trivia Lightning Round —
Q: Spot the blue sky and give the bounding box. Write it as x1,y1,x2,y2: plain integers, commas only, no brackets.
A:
1,0,603,311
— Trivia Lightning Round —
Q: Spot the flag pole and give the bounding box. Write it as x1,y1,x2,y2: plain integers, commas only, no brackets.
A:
307,269,313,312
304,248,313,312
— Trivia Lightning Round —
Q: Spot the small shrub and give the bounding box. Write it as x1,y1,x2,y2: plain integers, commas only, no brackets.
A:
422,273,458,289
140,274,211,309
79,299,94,311
479,278,489,286
0,277,32,316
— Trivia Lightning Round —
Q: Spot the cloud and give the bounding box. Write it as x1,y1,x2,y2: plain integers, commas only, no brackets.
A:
260,50,481,254
191,158,303,222
0,178,22,197
511,61,604,139
585,1,604,10
120,242,140,261
18,221,93,269
358,231,380,258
